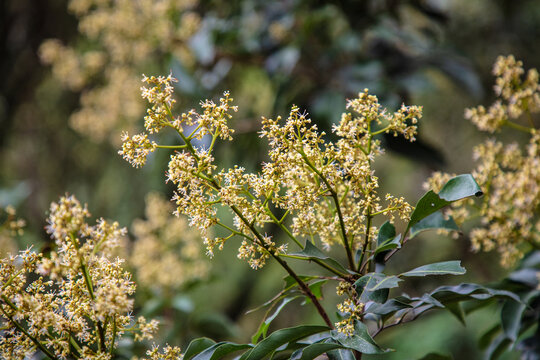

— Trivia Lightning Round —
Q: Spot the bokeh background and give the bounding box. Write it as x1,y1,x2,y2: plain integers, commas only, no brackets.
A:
2,0,540,358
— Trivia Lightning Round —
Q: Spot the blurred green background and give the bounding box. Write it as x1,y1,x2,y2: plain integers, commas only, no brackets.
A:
2,0,540,358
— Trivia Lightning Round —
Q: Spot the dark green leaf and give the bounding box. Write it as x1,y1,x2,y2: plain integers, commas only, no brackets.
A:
407,174,481,233
192,342,252,360
429,283,521,304
486,334,512,360
501,299,526,341
438,174,483,201
184,338,216,360
327,349,355,360
401,261,466,277
479,324,502,350
445,302,466,325
290,341,344,360
291,240,349,274
355,274,391,303
377,221,396,245
409,211,459,239
373,235,402,257
240,325,330,360
366,297,414,316
359,273,402,291
331,321,390,354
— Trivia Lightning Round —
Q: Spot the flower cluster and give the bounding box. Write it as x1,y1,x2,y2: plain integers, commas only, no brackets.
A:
334,281,364,336
39,0,200,142
465,55,540,133
427,56,540,267
0,206,25,256
121,76,421,276
0,195,159,359
130,192,210,294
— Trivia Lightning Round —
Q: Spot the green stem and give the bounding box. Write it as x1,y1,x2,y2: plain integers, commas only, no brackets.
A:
156,144,188,149
504,120,534,133
0,304,59,360
297,149,356,270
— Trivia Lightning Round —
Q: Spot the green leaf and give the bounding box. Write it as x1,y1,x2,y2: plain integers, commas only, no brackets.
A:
479,324,502,350
192,342,252,360
327,349,355,360
445,302,466,325
331,321,389,354
252,297,299,344
409,211,459,239
354,274,391,303
290,341,344,360
407,174,482,233
438,174,483,201
283,275,318,289
302,280,328,305
291,240,349,274
359,273,402,291
377,221,396,245
501,299,526,341
373,235,401,257
366,297,414,316
486,334,512,360
401,261,466,277
239,325,330,360
184,338,216,360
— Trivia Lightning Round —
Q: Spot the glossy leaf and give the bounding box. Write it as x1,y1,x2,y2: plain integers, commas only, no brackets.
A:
239,325,330,360
377,221,396,245
184,338,216,360
355,274,390,303
327,348,356,360
291,240,349,274
407,174,482,233
290,341,344,360
409,211,459,239
401,261,466,277
331,321,389,354
192,342,252,360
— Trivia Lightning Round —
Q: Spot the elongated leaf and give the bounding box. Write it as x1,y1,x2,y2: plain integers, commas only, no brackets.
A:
327,348,356,360
373,235,402,256
401,261,466,277
252,297,299,344
377,221,396,245
192,342,252,360
407,174,482,232
429,283,521,304
331,321,389,354
445,302,466,325
501,299,526,341
409,211,459,239
291,240,349,274
239,325,330,360
290,341,344,360
354,274,390,303
438,174,483,201
367,297,414,316
358,273,402,291
184,338,216,360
